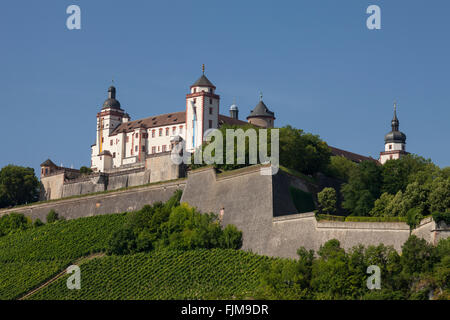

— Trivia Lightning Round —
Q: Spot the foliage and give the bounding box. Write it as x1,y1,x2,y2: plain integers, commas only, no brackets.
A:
289,186,315,213
406,208,423,230
258,237,450,300
46,209,63,223
369,192,394,217
0,165,39,208
344,216,406,223
325,156,358,182
432,212,450,225
0,212,32,237
428,177,450,214
341,161,383,216
190,124,331,176
317,187,337,215
107,191,243,255
79,166,93,175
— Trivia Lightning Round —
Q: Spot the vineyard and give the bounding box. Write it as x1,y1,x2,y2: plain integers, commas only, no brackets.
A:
0,213,127,299
0,212,275,300
28,249,271,300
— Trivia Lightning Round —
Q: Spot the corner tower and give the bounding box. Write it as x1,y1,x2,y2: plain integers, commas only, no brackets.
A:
379,102,408,164
185,65,220,152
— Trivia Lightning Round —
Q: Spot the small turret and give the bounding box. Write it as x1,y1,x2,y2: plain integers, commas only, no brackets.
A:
229,99,239,119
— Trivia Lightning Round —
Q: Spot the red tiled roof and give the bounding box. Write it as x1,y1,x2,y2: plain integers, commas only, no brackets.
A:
329,146,377,163
111,111,186,134
218,114,249,126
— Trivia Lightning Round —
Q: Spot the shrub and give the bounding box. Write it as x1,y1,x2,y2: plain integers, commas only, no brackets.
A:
0,213,32,237
317,188,337,215
46,210,61,223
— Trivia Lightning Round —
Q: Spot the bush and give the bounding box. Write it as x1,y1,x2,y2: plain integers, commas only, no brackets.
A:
106,191,243,255
46,210,62,223
317,188,337,215
33,219,44,228
0,213,32,237
432,212,450,225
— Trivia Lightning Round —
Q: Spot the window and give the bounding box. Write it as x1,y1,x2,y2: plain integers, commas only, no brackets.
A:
172,126,176,134
209,107,213,115
166,128,169,136
135,146,138,152
402,145,405,151
193,98,196,104
101,137,104,143
179,126,183,134
152,130,155,138
209,120,212,128
162,145,166,152
209,88,212,93
389,144,392,150
152,146,156,154
136,133,139,138
142,146,146,152
158,146,160,152
209,98,212,104
159,128,163,136
193,88,197,93
113,152,116,158
110,140,113,146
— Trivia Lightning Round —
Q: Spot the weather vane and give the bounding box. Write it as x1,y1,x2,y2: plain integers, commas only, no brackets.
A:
259,91,263,101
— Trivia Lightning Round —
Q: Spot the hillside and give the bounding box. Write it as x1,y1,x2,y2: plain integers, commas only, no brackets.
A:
0,213,271,300
28,249,269,300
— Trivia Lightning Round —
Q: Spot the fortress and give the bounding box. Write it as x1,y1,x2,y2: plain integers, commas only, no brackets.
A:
2,68,446,259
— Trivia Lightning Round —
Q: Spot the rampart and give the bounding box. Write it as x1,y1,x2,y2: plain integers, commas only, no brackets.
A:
1,165,448,258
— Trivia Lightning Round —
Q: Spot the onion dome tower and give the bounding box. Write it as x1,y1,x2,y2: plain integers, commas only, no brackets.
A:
379,102,408,164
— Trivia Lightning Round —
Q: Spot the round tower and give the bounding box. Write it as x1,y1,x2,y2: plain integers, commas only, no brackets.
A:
247,93,275,128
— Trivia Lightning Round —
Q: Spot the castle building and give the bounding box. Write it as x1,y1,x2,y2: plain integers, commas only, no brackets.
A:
379,103,408,164
90,67,273,172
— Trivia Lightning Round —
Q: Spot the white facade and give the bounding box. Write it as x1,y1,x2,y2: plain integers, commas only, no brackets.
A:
91,75,223,172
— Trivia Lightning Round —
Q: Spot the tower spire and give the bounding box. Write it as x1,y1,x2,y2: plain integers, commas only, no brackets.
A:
202,64,205,75
391,101,399,131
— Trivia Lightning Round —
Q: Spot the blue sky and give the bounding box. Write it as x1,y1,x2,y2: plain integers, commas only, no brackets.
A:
0,0,449,176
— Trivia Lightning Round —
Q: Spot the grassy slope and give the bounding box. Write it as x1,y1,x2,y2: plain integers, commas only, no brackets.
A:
0,213,273,300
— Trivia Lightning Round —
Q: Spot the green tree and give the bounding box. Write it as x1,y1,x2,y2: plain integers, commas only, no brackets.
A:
325,156,358,181
0,212,32,237
79,166,93,175
0,165,39,208
342,161,382,216
46,209,62,223
401,235,436,275
428,177,450,214
317,187,337,215
370,192,394,217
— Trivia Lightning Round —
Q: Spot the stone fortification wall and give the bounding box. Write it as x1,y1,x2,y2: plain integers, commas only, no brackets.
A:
0,180,186,222
2,165,448,259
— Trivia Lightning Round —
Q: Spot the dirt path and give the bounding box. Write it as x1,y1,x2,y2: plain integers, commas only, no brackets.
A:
18,252,105,300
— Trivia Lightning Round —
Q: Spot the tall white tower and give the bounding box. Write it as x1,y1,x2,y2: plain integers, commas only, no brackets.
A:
185,65,220,152
91,85,129,171
379,102,408,164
